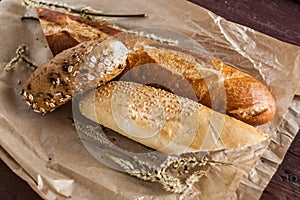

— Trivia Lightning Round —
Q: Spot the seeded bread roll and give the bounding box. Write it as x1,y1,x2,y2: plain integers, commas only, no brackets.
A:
22,39,129,113
79,81,268,154
25,8,276,125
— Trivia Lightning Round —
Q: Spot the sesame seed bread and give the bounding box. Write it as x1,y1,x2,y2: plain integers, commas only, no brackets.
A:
22,39,129,113
79,81,268,154
23,8,276,125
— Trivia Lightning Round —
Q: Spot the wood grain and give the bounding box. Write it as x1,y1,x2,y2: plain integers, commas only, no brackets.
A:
0,0,299,199
189,0,300,46
261,132,300,199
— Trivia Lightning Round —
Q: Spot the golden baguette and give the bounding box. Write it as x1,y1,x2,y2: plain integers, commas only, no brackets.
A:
79,81,267,154
23,8,276,125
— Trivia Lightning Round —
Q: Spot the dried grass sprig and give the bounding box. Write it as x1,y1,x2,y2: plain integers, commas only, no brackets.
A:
4,44,38,71
22,0,146,22
76,119,231,194
108,154,219,194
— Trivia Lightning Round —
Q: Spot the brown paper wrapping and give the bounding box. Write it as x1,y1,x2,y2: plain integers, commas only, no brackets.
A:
0,0,299,199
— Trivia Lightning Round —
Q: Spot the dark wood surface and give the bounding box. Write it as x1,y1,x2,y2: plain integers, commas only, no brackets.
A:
190,0,300,46
0,158,42,200
0,0,299,199
261,130,300,200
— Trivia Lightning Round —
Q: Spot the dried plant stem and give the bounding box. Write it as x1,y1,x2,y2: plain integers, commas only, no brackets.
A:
22,0,146,19
4,44,38,72
76,119,234,194
21,16,39,21
107,154,217,194
76,120,224,194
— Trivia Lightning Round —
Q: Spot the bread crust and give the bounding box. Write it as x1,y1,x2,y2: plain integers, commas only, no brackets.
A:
79,81,268,154
36,8,121,55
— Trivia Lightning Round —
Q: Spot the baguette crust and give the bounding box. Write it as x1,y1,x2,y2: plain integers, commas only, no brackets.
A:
79,81,268,154
36,8,121,55
25,8,276,125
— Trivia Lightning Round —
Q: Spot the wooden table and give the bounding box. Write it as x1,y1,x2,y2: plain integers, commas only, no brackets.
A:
0,0,299,199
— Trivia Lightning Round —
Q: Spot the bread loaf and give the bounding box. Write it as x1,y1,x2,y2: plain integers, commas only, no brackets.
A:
79,81,267,154
24,8,275,125
22,38,129,113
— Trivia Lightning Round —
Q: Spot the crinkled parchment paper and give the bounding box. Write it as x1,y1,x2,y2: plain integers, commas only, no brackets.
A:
0,0,299,199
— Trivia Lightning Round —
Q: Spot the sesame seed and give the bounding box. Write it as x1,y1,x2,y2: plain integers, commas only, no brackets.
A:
99,72,105,78
54,92,62,97
106,66,114,71
28,94,34,101
73,71,79,77
85,46,94,54
90,55,97,63
32,103,37,109
87,74,95,81
50,103,55,108
89,62,95,68
33,109,41,113
102,50,108,56
26,101,31,106
68,66,73,73
56,78,60,86
103,58,112,66
40,108,46,113
23,91,27,98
